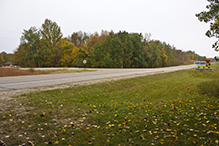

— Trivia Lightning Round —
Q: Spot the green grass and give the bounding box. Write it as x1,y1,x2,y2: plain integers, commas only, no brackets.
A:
1,64,219,145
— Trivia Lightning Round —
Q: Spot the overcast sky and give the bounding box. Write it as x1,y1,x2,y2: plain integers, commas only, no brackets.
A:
0,0,218,58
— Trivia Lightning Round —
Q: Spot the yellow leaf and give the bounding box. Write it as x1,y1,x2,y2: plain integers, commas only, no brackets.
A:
54,141,59,144
193,140,197,144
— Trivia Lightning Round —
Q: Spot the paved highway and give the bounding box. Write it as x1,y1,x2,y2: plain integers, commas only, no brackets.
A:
0,64,196,92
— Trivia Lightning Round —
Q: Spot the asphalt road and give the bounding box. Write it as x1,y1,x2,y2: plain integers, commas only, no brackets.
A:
0,64,196,92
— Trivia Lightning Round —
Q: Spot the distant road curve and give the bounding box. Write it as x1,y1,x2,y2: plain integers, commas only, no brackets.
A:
0,64,196,92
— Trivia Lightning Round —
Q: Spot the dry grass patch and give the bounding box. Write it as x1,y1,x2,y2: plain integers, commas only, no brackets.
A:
0,68,50,77
0,68,92,77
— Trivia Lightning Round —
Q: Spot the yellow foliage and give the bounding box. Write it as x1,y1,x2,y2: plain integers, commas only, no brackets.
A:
71,46,79,60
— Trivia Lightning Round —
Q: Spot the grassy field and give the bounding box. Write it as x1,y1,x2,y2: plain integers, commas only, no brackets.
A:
0,64,219,145
0,67,91,77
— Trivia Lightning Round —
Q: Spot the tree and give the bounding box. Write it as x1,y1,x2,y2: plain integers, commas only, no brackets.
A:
19,27,41,67
73,48,88,67
41,19,63,48
130,33,145,67
40,19,63,67
1,52,9,64
90,31,123,68
117,31,134,68
159,48,168,67
71,32,79,46
196,0,219,51
13,45,26,67
60,38,75,66
0,52,4,66
70,31,90,47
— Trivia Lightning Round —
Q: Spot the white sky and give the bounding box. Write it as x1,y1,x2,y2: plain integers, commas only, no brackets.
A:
0,0,219,58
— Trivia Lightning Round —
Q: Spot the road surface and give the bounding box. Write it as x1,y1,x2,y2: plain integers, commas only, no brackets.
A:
0,64,196,92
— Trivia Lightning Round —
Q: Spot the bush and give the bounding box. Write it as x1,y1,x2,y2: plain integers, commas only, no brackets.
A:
198,79,219,97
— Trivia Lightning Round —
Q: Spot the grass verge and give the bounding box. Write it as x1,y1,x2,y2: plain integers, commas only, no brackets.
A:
0,64,219,145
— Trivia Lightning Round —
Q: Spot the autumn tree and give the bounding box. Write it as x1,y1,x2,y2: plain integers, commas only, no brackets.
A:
0,52,4,66
196,0,219,51
70,31,90,47
60,38,75,67
70,32,79,46
159,47,168,67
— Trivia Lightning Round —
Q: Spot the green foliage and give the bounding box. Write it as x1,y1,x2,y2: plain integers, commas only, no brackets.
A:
13,19,206,68
13,27,40,67
0,51,9,66
196,0,219,51
118,31,134,68
41,19,63,48
40,19,63,67
2,51,9,63
130,33,145,67
13,19,63,67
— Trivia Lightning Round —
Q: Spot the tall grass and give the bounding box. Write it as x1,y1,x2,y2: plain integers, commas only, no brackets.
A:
0,68,91,77
0,68,50,77
196,63,219,97
198,80,219,97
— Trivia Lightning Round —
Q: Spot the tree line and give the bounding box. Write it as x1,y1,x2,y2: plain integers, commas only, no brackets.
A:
1,19,207,68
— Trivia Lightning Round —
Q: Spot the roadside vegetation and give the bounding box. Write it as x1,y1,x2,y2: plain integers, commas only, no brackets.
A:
1,19,207,68
0,67,91,77
0,64,219,145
